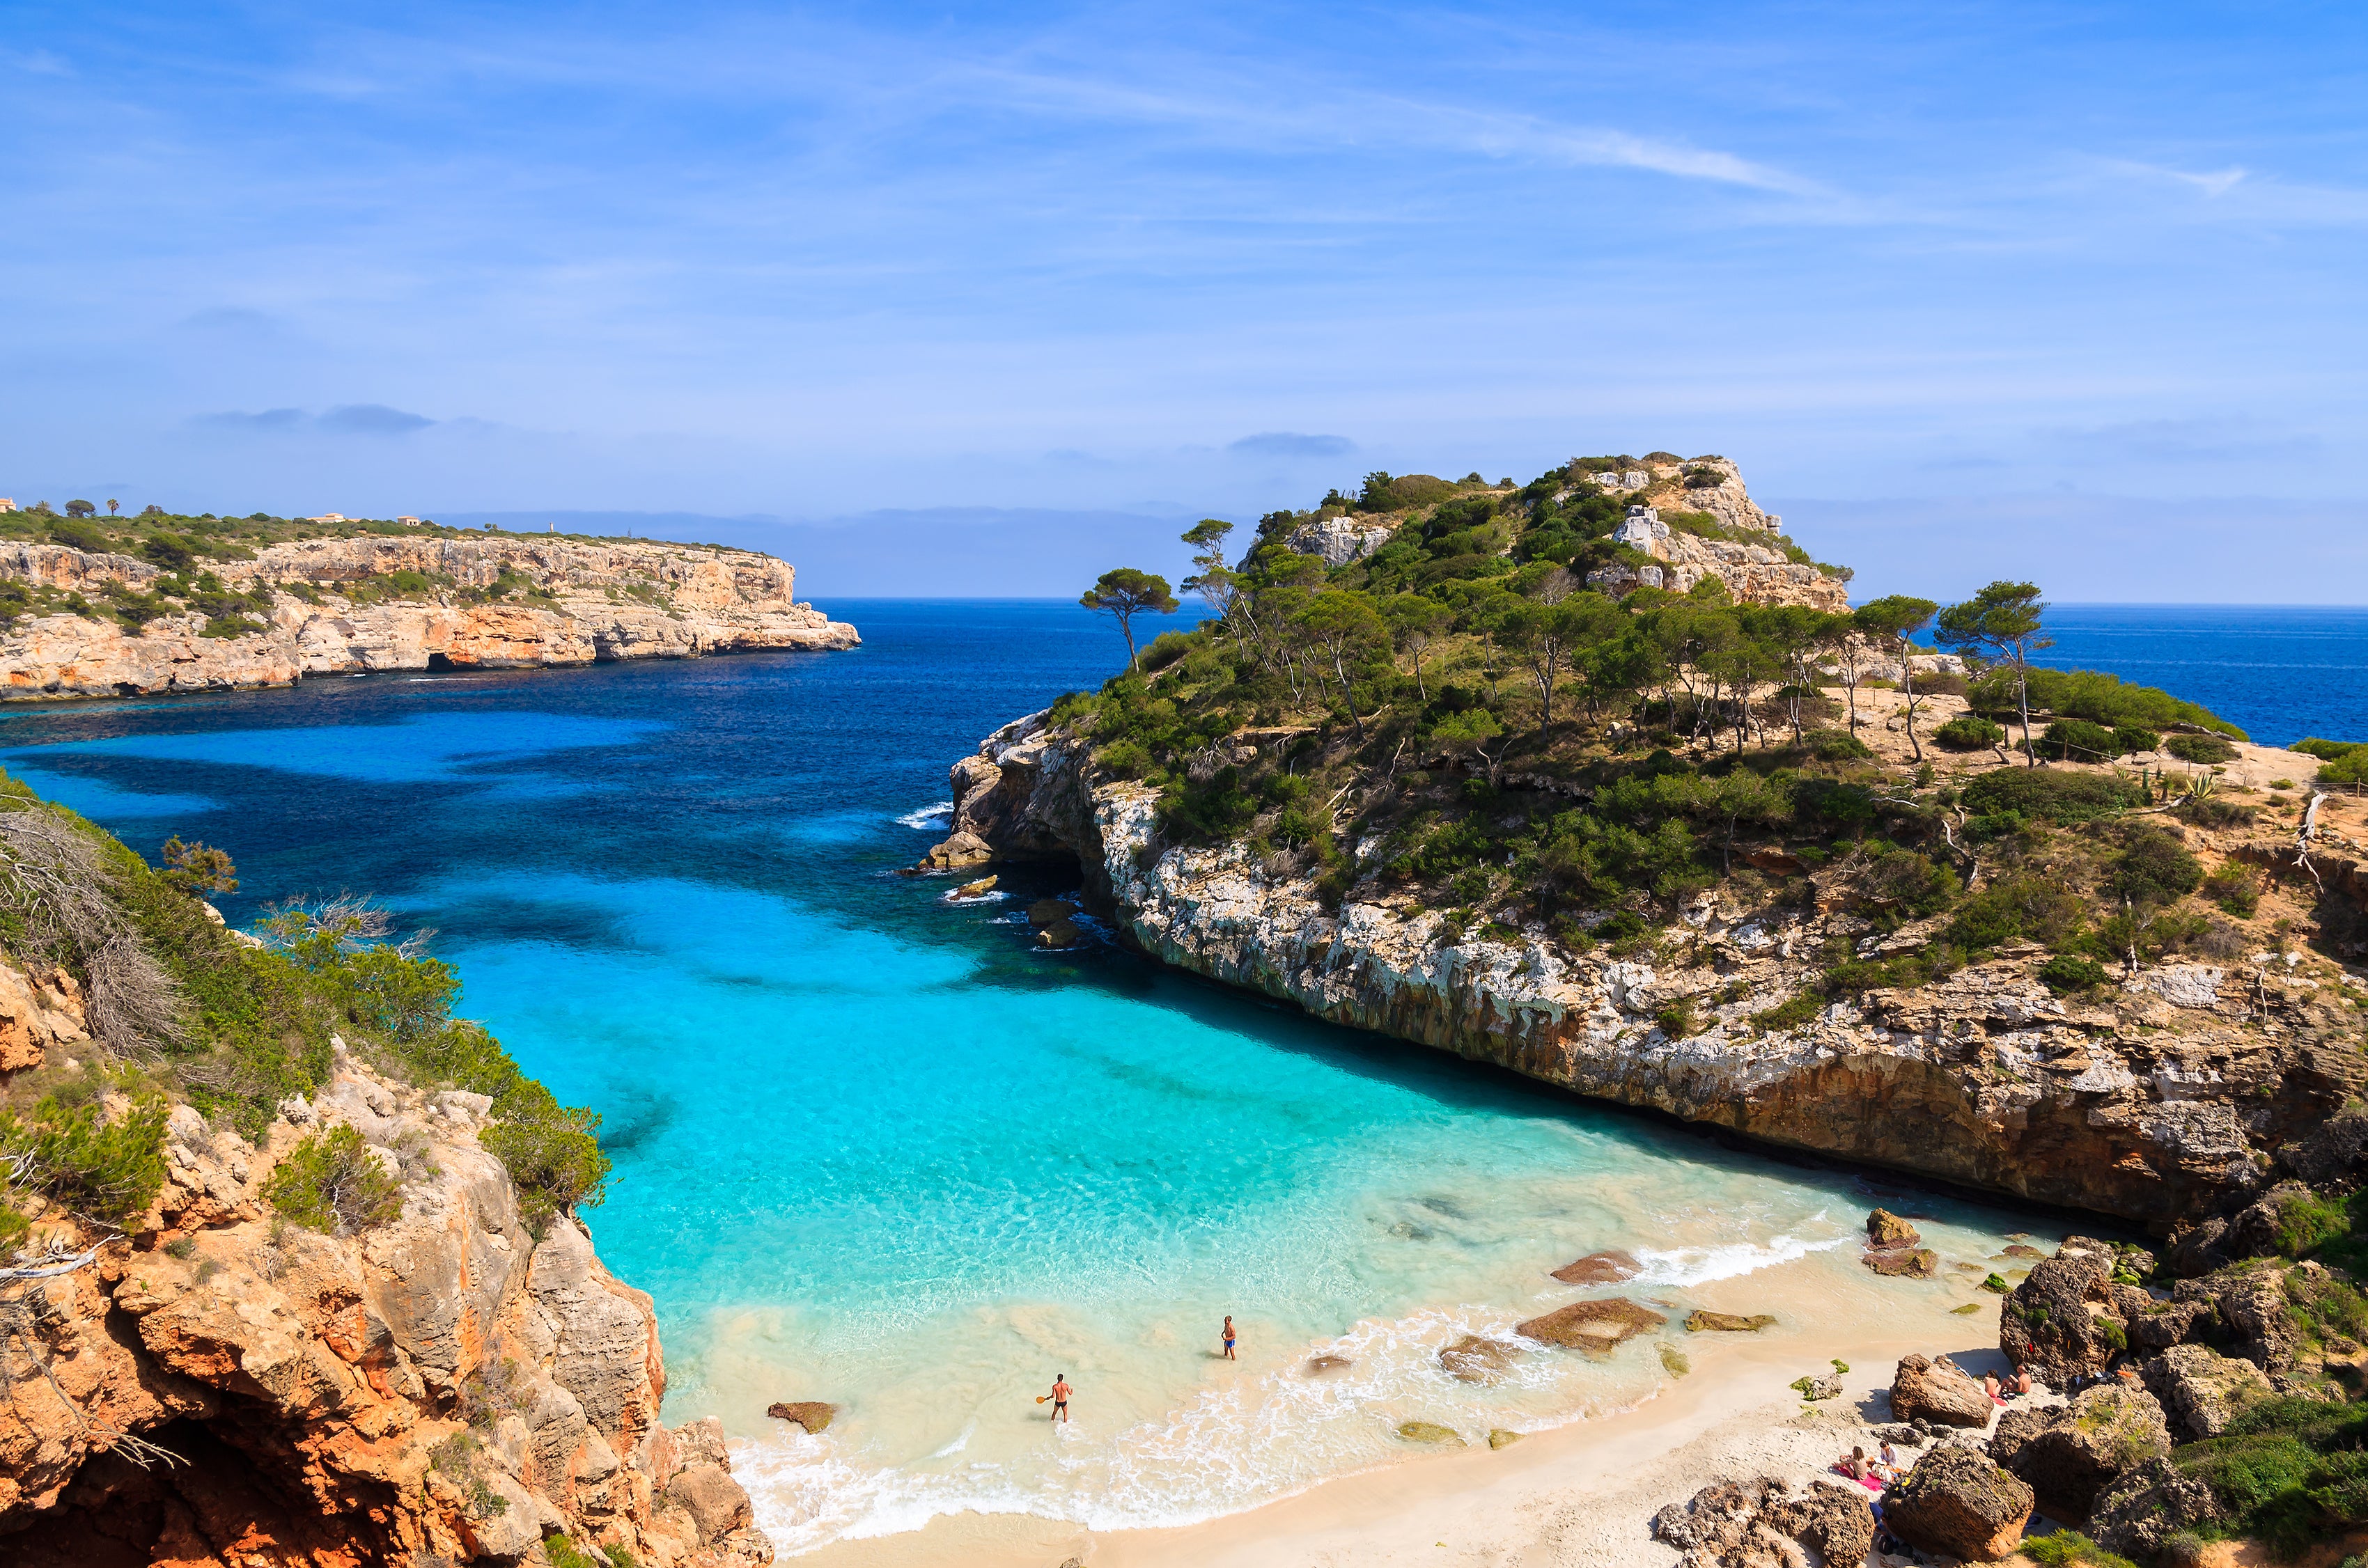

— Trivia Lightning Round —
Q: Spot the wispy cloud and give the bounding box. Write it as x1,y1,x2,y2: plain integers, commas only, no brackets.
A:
192,404,439,437
1229,432,1355,459
2040,416,2322,464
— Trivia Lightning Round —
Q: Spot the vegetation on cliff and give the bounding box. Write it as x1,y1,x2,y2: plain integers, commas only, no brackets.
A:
1053,453,2268,1014
0,772,609,1247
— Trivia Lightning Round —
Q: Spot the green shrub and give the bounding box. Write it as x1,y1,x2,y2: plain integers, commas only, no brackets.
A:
2205,863,2261,918
1934,715,2006,751
2021,1532,2138,1568
1751,991,1821,1030
2166,732,2238,764
0,1094,171,1223
2114,726,2161,755
1140,629,1196,672
1960,768,2142,823
263,1124,403,1235
2041,719,2124,762
1947,873,2089,950
1807,729,1872,760
2109,829,2203,907
1653,998,1698,1038
2037,954,2109,994
2275,1191,2353,1258
2293,739,2366,761
2321,751,2368,785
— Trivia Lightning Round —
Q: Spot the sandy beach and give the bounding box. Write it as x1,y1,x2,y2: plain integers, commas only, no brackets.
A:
790,1269,2019,1568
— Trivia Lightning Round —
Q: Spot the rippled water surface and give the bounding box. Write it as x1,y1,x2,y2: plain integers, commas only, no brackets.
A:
0,599,2050,1549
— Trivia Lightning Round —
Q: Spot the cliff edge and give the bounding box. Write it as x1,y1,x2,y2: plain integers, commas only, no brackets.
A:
0,533,858,700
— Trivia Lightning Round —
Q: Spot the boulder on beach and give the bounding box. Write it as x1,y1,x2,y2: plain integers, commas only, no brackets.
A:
1890,1353,1995,1428
1651,1476,1873,1567
1882,1443,2034,1562
1867,1208,1923,1248
1396,1420,1464,1445
1989,1383,2171,1515
1550,1249,1641,1285
1685,1310,1777,1333
1863,1246,1939,1278
1487,1428,1523,1450
766,1401,837,1434
1516,1296,1667,1351
1438,1335,1519,1383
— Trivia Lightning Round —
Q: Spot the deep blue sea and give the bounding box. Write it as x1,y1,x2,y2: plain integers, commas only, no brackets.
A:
2037,604,2368,746
0,597,2329,1549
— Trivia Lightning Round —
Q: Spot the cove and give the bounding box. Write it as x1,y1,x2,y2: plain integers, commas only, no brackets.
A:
0,600,2032,1551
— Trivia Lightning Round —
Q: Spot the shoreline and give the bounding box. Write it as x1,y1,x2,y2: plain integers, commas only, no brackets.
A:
776,1259,2013,1567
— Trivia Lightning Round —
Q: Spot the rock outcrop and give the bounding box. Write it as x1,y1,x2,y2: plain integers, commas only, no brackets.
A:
1989,1384,2172,1516
2143,1343,2275,1442
923,712,2366,1226
0,536,857,700
0,1051,770,1567
2089,1456,2225,1560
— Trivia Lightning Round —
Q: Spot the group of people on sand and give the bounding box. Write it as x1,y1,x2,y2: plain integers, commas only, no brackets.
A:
1040,1317,1237,1423
1834,1365,2043,1495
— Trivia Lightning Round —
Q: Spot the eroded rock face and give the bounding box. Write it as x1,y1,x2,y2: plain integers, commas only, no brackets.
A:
1999,1238,2126,1383
1883,1443,2034,1562
0,537,858,701
1988,1384,2172,1516
0,1057,770,1567
2144,1342,2274,1442
2089,1456,2225,1560
918,710,2368,1225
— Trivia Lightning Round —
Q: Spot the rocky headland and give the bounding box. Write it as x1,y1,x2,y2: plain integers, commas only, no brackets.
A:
926,706,2365,1230
0,534,858,700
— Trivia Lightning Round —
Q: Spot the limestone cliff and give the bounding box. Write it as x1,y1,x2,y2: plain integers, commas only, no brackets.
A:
0,957,768,1568
930,713,2365,1229
0,536,857,700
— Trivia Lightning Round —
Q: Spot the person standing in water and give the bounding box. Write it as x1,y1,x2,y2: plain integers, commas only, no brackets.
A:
1222,1316,1238,1360
1045,1373,1071,1422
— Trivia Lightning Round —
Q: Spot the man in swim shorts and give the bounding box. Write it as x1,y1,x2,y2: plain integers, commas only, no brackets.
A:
1223,1316,1237,1360
1049,1374,1071,1422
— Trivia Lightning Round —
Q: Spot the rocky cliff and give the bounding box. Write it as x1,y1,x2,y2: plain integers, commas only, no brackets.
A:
929,713,2366,1229
0,536,858,700
0,955,768,1568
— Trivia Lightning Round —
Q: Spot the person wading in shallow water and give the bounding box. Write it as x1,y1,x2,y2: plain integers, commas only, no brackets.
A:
1037,1374,1073,1422
1222,1316,1238,1360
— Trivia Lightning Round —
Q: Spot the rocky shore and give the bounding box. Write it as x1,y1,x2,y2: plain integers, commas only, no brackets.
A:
925,709,2367,1230
0,535,859,700
0,947,770,1567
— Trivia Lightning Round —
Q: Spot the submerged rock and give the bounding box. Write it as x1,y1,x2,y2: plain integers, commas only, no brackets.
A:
1396,1420,1464,1445
1487,1428,1523,1450
1438,1335,1520,1383
766,1401,837,1434
1883,1443,2034,1562
951,875,998,898
1550,1248,1641,1285
1516,1297,1667,1350
1685,1310,1777,1333
1864,1246,1940,1278
1304,1354,1353,1376
1036,917,1082,948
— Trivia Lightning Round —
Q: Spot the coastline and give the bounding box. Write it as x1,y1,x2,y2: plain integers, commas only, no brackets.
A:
761,1245,2015,1566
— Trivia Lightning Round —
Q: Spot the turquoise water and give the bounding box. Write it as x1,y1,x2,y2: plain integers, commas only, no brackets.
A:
0,601,2030,1548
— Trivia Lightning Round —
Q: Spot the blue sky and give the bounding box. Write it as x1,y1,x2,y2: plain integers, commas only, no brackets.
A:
3,2,2364,597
